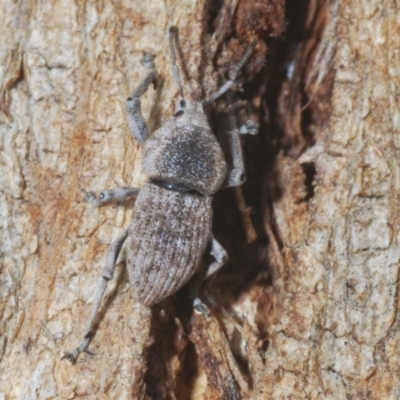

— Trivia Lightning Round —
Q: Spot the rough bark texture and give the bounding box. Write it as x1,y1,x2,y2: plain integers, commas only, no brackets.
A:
264,1,400,398
1,0,399,399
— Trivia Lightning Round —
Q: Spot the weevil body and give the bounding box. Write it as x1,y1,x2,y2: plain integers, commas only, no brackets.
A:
129,101,227,305
128,184,212,305
62,27,257,361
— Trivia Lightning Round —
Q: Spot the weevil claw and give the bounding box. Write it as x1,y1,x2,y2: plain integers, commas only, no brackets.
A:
82,190,99,205
61,350,79,363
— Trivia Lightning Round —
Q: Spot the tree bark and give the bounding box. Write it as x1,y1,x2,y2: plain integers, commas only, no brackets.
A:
1,0,399,399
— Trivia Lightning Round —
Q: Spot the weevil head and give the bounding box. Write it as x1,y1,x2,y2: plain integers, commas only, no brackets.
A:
173,98,210,130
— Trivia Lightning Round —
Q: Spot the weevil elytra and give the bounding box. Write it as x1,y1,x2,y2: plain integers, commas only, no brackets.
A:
62,27,257,362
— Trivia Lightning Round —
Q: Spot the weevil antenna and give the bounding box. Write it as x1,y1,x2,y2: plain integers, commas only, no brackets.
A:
204,40,257,105
169,26,185,100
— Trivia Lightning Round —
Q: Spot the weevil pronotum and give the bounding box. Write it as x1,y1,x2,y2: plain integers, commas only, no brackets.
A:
62,27,257,362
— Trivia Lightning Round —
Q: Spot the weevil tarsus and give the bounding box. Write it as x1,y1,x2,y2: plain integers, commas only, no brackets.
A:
204,40,257,105
84,187,140,206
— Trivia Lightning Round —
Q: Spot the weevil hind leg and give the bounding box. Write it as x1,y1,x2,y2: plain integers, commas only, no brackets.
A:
83,186,140,207
192,235,228,314
62,229,129,362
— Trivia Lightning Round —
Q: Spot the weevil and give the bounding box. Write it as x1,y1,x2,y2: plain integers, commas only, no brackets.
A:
62,27,257,362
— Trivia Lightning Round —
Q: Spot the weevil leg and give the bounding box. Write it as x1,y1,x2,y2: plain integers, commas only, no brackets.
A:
224,119,258,188
205,235,229,278
62,229,129,362
126,53,158,144
193,235,228,314
204,40,257,105
83,186,139,206
224,124,246,187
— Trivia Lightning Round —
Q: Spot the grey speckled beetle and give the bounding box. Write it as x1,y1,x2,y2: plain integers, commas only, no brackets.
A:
62,27,257,362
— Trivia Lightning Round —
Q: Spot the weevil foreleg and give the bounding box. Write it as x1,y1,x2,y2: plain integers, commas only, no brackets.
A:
126,53,157,144
193,235,228,314
84,186,139,206
204,40,257,105
62,229,129,362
